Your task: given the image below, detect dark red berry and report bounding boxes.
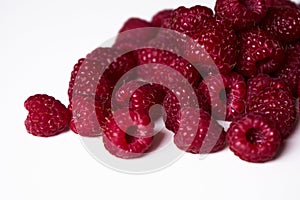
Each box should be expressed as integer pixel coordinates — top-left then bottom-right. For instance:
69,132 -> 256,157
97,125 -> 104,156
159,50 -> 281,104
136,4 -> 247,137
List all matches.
236,29 -> 285,77
174,107 -> 226,154
266,0 -> 298,9
260,7 -> 300,43
102,109 -> 154,159
68,58 -> 85,101
246,75 -> 297,139
273,41 -> 300,97
163,85 -> 211,132
186,19 -> 237,74
151,9 -> 173,27
198,72 -> 247,121
69,96 -> 110,137
227,113 -> 281,163
24,94 -> 71,137
215,0 -> 267,31
170,5 -> 213,36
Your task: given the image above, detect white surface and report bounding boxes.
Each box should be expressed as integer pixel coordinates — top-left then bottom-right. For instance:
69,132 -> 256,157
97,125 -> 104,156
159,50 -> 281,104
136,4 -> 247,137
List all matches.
1,0 -> 300,200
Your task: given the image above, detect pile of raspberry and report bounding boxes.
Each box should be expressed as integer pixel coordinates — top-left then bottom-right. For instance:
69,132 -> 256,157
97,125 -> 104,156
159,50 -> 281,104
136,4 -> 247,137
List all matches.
24,0 -> 300,163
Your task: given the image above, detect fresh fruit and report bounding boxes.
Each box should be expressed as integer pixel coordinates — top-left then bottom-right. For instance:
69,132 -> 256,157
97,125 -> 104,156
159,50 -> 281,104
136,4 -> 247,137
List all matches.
260,6 -> 300,43
273,41 -> 300,97
266,0 -> 298,9
236,29 -> 285,77
174,107 -> 226,154
170,5 -> 213,36
69,96 -> 110,137
24,94 -> 71,137
151,9 -> 173,27
227,113 -> 281,163
186,19 -> 238,74
198,72 -> 247,121
215,0 -> 267,31
163,84 -> 210,132
102,109 -> 154,159
246,75 -> 297,139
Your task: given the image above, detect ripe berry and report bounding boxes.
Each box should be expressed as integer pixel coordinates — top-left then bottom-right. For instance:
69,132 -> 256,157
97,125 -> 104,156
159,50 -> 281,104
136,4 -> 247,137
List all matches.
266,0 -> 298,9
151,9 -> 173,27
260,6 -> 300,43
170,5 -> 213,36
215,0 -> 267,31
102,109 -> 154,159
236,29 -> 285,77
174,107 -> 226,154
273,41 -> 300,97
198,72 -> 247,121
227,113 -> 281,163
186,19 -> 238,74
24,94 -> 71,137
246,75 -> 296,139
69,96 -> 110,137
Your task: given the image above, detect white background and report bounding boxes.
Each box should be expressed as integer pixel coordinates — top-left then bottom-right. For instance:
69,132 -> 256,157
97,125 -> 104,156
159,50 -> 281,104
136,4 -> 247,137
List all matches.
1,0 -> 300,199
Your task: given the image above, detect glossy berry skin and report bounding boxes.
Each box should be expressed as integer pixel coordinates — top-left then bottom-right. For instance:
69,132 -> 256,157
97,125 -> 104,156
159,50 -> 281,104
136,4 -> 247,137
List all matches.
102,109 -> 154,159
236,29 -> 285,77
68,58 -> 85,101
273,42 -> 300,97
151,9 -> 173,27
163,85 -> 211,133
215,0 -> 267,31
266,0 -> 298,8
174,107 -> 226,154
260,7 -> 300,44
24,94 -> 71,137
170,5 -> 213,36
187,19 -> 238,74
227,113 -> 281,163
198,72 -> 247,121
69,96 -> 110,137
246,74 -> 296,139
136,48 -> 201,87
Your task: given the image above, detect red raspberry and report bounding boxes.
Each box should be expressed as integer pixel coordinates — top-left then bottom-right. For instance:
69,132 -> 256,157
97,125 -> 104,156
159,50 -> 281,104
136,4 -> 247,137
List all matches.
246,75 -> 297,139
163,85 -> 211,133
170,5 -> 213,36
198,72 -> 247,121
136,48 -> 201,87
114,80 -> 166,118
24,94 -> 71,137
273,42 -> 300,97
113,18 -> 155,50
266,0 -> 298,9
227,113 -> 281,163
215,0 -> 267,31
69,96 -> 110,137
102,109 -> 154,159
236,29 -> 285,77
174,107 -> 226,154
260,6 -> 300,43
68,58 -> 84,101
186,19 -> 238,74
151,9 -> 173,27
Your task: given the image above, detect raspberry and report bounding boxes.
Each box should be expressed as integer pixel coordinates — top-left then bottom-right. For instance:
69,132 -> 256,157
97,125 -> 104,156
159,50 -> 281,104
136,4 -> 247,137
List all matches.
114,80 -> 166,117
198,72 -> 247,121
273,42 -> 300,97
266,0 -> 298,9
170,5 -> 213,36
163,85 -> 211,132
113,18 -> 155,50
174,107 -> 226,154
246,75 -> 297,139
102,109 -> 154,159
215,0 -> 267,31
24,94 -> 71,137
136,48 -> 201,87
236,29 -> 285,77
69,48 -> 136,101
151,9 -> 173,27
227,113 -> 281,163
260,7 -> 300,43
186,19 -> 238,74
69,96 -> 110,137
